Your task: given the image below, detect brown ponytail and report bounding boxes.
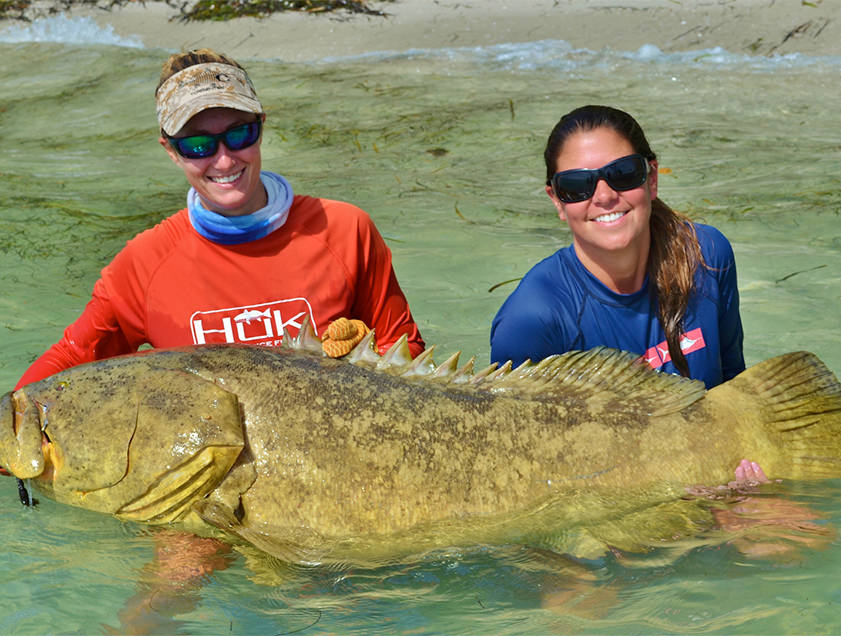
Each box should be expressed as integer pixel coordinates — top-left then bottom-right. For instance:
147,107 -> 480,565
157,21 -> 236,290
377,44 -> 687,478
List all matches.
647,198 -> 703,376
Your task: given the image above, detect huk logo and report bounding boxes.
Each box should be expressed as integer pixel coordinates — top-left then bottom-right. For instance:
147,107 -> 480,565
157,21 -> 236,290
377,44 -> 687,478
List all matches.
189,298 -> 315,347
644,327 -> 706,369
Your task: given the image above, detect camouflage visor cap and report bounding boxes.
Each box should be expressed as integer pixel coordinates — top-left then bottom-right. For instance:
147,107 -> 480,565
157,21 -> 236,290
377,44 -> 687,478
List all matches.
156,62 -> 264,136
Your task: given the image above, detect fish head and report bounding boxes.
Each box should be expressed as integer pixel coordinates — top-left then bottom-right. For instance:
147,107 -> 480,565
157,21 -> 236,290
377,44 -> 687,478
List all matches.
1,358 -> 245,523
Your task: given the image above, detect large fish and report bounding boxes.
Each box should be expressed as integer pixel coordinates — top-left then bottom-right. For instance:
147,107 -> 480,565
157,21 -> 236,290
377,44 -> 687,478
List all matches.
3,326 -> 841,565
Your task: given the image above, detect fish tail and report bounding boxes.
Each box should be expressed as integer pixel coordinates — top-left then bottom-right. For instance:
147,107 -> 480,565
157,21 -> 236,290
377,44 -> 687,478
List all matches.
724,351 -> 841,479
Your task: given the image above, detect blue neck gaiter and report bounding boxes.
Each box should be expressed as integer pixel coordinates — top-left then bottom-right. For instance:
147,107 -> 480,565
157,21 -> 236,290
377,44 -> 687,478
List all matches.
187,171 -> 293,245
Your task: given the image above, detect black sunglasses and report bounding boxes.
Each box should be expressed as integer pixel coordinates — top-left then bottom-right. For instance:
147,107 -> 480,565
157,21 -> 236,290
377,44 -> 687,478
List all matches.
551,153 -> 649,203
167,119 -> 262,160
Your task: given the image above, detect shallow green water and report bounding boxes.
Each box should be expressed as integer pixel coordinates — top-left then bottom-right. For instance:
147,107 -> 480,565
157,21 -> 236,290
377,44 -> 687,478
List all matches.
1,22 -> 841,634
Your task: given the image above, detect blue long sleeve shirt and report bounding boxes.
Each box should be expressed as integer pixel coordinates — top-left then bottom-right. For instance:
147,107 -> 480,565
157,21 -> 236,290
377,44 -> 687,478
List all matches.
489,223 -> 744,389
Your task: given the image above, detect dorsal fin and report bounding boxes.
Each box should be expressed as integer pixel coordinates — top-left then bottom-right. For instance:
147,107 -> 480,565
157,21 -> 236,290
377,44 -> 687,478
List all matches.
485,360 -> 513,382
377,334 -> 413,372
345,329 -> 380,364
279,324 -> 294,351
294,315 -> 323,353
337,340 -> 703,417
470,362 -> 499,384
485,348 -> 705,417
450,357 -> 475,384
431,352 -> 461,380
400,346 -> 437,378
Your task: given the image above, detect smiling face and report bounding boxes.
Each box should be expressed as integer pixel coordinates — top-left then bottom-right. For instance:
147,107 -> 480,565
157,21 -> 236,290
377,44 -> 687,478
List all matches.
546,126 -> 658,292
160,107 -> 267,217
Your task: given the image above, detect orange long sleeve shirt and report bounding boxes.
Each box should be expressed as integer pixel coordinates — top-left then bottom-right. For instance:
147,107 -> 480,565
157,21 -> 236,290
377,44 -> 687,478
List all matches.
17,195 -> 424,388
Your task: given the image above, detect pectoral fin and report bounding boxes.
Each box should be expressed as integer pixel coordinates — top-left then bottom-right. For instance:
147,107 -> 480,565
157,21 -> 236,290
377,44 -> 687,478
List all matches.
74,368 -> 245,519
543,497 -> 715,561
116,446 -> 239,522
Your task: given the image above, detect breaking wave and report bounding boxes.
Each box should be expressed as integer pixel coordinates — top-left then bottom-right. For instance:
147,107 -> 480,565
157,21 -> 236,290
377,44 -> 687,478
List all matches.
2,14 -> 840,72
0,14 -> 143,48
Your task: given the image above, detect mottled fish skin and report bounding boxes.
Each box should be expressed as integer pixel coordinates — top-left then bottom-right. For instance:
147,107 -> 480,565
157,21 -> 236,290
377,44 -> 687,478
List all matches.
3,328 -> 841,565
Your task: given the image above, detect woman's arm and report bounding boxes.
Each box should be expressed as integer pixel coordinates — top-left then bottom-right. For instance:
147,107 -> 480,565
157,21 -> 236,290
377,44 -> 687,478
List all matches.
716,244 -> 745,381
350,215 -> 425,358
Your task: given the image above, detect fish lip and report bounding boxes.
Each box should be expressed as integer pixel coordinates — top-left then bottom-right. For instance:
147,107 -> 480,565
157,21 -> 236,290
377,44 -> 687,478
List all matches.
0,391 -> 13,475
0,389 -> 48,480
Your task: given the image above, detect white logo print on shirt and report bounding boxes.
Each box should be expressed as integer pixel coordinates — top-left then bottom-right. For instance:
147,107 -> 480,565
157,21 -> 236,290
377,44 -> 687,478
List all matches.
189,298 -> 315,347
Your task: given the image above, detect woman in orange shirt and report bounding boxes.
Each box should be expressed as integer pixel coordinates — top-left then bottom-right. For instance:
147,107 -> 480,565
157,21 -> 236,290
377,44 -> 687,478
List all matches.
17,48 -> 424,389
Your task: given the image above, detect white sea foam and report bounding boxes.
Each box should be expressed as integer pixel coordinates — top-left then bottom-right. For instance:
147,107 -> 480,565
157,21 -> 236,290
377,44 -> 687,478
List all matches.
2,15 -> 838,72
320,38 -> 841,72
0,15 -> 143,48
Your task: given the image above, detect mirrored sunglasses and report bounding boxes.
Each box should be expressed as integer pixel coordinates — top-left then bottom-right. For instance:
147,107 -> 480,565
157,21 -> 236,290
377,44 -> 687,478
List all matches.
167,119 -> 262,160
551,153 -> 649,203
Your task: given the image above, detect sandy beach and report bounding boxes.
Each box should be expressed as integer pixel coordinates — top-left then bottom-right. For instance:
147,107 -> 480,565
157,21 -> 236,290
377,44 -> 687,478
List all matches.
11,0 -> 840,61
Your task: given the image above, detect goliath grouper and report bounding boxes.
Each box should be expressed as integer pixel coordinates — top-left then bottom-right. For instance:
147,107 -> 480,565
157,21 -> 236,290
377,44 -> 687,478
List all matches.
3,324 -> 841,565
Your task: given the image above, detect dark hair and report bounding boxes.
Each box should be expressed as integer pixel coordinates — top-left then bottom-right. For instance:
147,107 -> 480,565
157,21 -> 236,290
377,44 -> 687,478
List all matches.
544,105 -> 704,377
155,48 -> 246,95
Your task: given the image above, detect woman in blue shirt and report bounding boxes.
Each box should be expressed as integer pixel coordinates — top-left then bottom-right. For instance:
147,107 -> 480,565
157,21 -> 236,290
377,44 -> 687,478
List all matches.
490,105 -> 744,389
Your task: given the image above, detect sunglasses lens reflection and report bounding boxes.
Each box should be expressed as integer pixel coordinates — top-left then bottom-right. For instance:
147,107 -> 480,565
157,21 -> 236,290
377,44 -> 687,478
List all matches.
171,120 -> 262,159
